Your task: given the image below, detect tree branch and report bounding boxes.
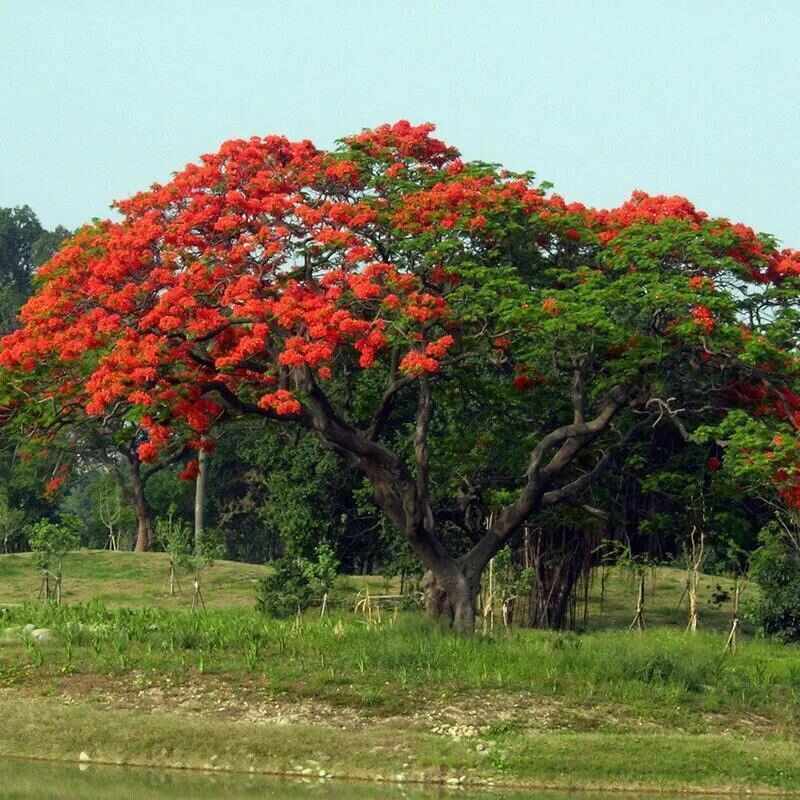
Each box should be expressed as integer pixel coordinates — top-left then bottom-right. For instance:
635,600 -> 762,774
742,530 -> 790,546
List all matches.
413,378 -> 434,533
366,373 -> 415,440
462,385 -> 633,577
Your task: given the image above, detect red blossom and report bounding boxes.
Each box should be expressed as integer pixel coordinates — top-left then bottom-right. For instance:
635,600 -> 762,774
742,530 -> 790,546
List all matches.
258,389 -> 302,416
513,375 -> 534,392
541,297 -> 560,316
179,459 -> 200,481
691,305 -> 715,334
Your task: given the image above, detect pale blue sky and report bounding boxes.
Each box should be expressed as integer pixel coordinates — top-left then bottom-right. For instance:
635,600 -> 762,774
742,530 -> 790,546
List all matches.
1,1 -> 798,245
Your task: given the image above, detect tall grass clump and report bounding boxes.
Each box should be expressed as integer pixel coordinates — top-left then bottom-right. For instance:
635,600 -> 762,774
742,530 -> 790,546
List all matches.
2,602 -> 799,723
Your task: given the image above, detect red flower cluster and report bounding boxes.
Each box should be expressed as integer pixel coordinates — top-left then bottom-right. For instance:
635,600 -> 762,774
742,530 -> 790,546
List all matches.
44,465 -> 69,496
541,298 -> 560,316
258,389 -> 302,416
691,305 -> 715,334
179,459 -> 200,481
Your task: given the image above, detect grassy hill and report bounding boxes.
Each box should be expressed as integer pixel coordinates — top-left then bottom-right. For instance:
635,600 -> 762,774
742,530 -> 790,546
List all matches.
0,549 -> 270,609
0,549 -> 741,632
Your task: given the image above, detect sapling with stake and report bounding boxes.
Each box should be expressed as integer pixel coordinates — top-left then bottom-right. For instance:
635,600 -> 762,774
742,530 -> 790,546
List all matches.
154,505 -> 191,596
96,480 -> 123,551
724,576 -> 748,655
615,545 -> 650,632
28,518 -> 80,604
189,528 -> 224,612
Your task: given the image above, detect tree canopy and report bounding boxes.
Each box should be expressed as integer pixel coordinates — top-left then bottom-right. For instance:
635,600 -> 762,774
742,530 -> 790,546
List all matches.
2,121 -> 799,630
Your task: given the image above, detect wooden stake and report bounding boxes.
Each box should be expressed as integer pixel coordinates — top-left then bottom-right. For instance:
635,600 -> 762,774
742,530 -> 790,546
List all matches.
191,576 -> 206,612
629,573 -> 646,632
724,578 -> 745,655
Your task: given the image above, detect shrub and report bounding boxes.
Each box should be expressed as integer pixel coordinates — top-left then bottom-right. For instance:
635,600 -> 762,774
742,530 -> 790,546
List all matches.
256,543 -> 340,618
749,522 -> 800,642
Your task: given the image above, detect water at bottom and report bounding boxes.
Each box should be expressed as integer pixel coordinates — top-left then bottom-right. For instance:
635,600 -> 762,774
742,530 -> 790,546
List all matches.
0,759 -> 520,799
0,758 -> 704,800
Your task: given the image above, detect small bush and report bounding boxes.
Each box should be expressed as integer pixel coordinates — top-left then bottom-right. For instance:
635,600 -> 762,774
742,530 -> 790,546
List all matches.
256,557 -> 315,618
256,543 -> 339,618
749,523 -> 800,642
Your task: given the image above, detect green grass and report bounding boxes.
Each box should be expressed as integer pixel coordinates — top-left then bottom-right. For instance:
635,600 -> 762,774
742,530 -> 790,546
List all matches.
2,604 -> 798,727
0,550 -> 271,608
0,549 -> 796,793
0,549 -> 741,630
0,550 -> 401,610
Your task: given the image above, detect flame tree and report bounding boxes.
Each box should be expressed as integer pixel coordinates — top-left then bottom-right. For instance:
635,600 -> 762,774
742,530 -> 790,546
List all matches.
2,121 -> 799,631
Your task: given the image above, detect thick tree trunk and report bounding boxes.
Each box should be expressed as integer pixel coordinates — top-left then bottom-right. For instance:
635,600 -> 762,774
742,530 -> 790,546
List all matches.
130,460 -> 153,552
421,567 -> 478,633
452,589 -> 476,634
294,366 -> 633,636
422,570 -> 449,618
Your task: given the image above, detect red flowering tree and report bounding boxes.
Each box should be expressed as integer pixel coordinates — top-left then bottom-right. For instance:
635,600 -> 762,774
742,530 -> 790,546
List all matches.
0,389 -> 198,551
2,121 -> 799,631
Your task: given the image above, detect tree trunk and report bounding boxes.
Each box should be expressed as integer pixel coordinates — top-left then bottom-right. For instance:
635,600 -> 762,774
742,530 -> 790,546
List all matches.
526,527 -> 593,630
130,460 -> 153,552
421,567 -> 477,633
194,448 -> 207,552
528,567 -> 578,629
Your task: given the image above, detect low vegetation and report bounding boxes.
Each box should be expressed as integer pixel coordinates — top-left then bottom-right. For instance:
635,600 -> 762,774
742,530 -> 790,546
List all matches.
1,551 -> 799,793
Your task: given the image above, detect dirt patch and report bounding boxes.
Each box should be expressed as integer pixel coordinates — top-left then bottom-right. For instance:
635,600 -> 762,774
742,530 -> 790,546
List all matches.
34,672 -> 368,730
1,673 -> 789,741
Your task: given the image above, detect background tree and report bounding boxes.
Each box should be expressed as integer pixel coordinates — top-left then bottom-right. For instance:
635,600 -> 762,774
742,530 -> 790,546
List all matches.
0,206 -> 68,333
749,515 -> 800,642
0,487 -> 26,553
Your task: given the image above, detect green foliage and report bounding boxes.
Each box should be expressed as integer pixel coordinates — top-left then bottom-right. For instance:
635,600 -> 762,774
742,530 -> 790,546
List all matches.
28,518 -> 80,571
59,472 -> 135,549
0,206 -> 68,332
749,520 -> 800,642
27,517 -> 80,601
211,420 -> 364,565
492,546 -> 534,599
189,526 -> 225,572
0,488 -> 26,553
154,505 -> 192,571
255,558 -> 314,618
256,543 -> 340,618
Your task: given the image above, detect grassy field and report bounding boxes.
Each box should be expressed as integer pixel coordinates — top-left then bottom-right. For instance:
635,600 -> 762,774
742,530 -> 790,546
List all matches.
0,550 -> 798,794
0,548 -> 742,628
